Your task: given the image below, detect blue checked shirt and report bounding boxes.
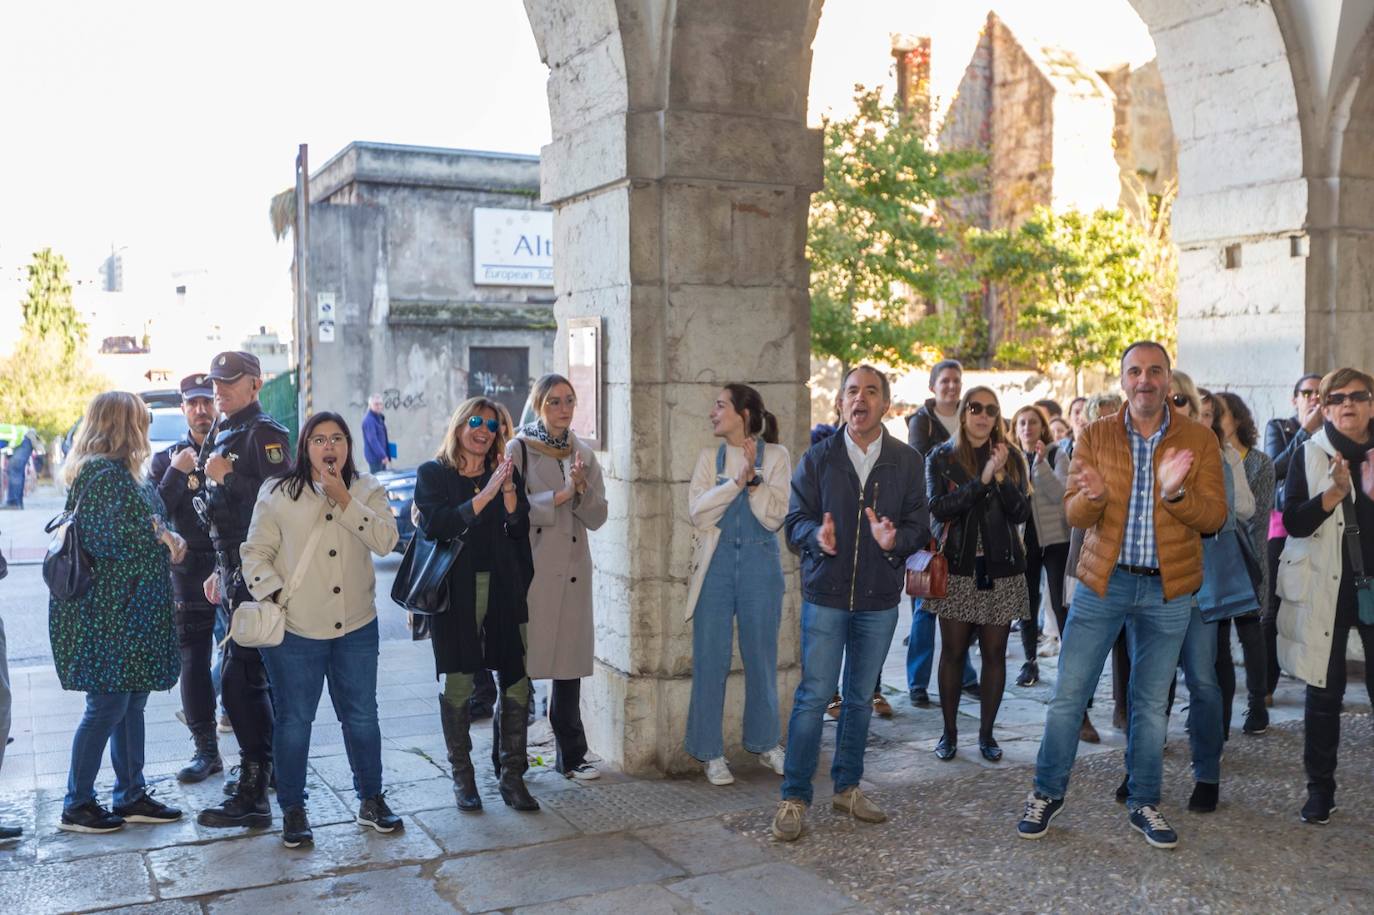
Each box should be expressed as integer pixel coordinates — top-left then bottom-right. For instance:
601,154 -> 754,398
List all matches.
1120,409 -> 1171,568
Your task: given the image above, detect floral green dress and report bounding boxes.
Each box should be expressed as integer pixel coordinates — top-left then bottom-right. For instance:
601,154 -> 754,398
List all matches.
48,457 -> 179,694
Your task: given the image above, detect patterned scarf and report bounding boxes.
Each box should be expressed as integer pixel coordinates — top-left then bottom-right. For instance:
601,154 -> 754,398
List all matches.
517,420 -> 573,460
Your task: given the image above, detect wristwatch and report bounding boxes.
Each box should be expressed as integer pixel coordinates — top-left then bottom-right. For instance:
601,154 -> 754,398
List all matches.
745,474 -> 762,489
1163,486 -> 1186,504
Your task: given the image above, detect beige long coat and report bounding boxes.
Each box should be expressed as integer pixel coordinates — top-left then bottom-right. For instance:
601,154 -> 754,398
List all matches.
506,432 -> 607,679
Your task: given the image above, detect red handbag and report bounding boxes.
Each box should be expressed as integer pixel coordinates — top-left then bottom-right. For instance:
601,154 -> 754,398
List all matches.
905,537 -> 948,599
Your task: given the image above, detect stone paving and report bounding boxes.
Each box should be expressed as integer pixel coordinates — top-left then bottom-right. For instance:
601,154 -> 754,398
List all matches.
1,602 -> 1369,913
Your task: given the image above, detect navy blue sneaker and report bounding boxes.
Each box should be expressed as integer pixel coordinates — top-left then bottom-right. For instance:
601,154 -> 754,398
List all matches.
1017,791 -> 1064,839
1129,805 -> 1179,849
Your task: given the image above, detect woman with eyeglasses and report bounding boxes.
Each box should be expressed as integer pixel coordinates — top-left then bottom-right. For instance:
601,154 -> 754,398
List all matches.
1263,373 -> 1324,704
240,412 -> 401,848
507,374 -> 608,782
1207,391 -> 1275,736
1278,368 -> 1374,824
925,387 -> 1031,762
415,397 -> 540,813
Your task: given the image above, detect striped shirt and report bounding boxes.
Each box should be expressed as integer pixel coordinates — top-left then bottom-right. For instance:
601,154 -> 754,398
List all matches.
1120,408 -> 1171,568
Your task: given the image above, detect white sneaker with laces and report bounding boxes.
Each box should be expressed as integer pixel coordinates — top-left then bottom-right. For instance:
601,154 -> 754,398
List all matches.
565,763 -> 600,781
704,757 -> 734,786
758,745 -> 786,775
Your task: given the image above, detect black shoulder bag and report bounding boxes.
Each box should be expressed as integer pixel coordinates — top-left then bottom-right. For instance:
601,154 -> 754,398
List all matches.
43,465 -> 116,600
391,509 -> 464,616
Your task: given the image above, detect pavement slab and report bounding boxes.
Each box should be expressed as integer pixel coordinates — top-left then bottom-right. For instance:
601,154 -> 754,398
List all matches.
413,802 -> 581,856
632,815 -> 777,876
664,861 -> 861,914
0,851 -> 155,914
205,863 -> 455,915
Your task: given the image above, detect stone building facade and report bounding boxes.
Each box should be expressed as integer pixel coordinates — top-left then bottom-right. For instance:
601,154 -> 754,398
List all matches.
304,142 -> 556,468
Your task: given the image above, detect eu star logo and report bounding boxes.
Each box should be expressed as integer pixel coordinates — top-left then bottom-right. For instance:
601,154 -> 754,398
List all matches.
265,443 -> 285,464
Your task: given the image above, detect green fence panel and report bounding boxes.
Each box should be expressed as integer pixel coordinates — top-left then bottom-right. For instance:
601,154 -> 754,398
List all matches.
260,370 -> 299,450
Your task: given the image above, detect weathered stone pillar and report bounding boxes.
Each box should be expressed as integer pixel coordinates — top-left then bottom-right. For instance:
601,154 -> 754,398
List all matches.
525,0 -> 824,773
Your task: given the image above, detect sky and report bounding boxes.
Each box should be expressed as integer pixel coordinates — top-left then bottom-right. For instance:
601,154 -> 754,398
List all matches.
0,0 -> 1153,362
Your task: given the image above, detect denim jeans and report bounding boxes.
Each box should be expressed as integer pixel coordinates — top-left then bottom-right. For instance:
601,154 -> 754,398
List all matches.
260,618 -> 382,811
685,495 -> 784,760
1034,567 -> 1191,809
64,691 -> 149,810
1177,603 -> 1223,784
782,602 -> 898,805
905,598 -> 977,691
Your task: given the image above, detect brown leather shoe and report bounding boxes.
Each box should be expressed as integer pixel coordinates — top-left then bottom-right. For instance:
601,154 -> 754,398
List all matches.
871,693 -> 894,718
1079,713 -> 1101,744
826,694 -> 842,719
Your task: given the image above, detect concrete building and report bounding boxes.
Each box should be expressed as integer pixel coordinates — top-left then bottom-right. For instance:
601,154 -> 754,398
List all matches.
303,142 -> 555,469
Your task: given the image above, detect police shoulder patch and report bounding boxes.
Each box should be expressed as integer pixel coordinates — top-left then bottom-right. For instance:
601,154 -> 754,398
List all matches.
265,443 -> 285,464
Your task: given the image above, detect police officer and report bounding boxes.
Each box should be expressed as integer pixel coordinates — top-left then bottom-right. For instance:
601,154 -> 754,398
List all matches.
148,373 -> 223,783
195,352 -> 291,830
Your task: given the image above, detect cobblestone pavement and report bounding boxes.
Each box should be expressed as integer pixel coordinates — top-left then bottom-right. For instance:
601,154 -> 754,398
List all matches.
0,603 -> 1368,913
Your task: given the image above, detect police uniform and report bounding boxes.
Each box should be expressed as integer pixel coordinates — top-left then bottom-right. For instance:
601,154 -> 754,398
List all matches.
200,351 -> 288,787
148,373 -> 223,779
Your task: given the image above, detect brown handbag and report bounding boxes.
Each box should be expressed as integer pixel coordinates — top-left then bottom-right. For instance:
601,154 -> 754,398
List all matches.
905,536 -> 949,599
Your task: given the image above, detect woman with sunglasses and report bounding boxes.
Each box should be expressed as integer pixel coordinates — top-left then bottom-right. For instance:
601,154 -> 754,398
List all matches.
925,387 -> 1031,761
508,374 -> 608,781
241,412 -> 401,847
415,397 -> 540,813
1208,391 -> 1275,736
1278,368 -> 1374,824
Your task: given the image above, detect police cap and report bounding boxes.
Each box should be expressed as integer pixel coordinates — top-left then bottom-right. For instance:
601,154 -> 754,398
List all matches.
207,351 -> 262,382
180,373 -> 214,401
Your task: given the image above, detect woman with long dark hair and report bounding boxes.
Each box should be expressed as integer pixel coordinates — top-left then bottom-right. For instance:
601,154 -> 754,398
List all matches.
685,383 -> 791,784
925,387 -> 1031,762
416,397 -> 539,813
241,411 -> 401,847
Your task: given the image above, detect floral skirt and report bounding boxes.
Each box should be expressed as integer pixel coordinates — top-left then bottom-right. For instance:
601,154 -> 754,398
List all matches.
927,571 -> 1029,626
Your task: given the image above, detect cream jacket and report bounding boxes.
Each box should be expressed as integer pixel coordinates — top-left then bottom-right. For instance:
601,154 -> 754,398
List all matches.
685,441 -> 791,619
240,473 -> 399,640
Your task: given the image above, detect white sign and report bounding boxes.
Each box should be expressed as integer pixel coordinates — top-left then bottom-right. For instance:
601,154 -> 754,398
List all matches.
317,292 -> 336,343
473,207 -> 553,287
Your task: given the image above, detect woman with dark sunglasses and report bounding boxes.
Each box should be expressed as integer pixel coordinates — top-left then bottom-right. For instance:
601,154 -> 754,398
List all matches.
415,396 -> 540,814
925,387 -> 1031,762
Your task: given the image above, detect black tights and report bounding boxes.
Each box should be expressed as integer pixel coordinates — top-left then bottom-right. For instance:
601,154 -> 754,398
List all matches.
938,617 -> 1009,742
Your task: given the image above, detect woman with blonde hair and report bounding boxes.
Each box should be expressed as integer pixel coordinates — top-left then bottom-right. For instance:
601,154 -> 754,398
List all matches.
415,396 -> 539,813
51,392 -> 186,833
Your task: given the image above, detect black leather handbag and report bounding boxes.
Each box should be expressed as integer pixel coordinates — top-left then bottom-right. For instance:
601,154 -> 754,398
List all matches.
391,527 -> 463,616
42,466 -> 114,601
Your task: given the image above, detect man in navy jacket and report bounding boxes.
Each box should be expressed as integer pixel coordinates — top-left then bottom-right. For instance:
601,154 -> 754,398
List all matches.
772,365 -> 929,842
362,394 -> 391,473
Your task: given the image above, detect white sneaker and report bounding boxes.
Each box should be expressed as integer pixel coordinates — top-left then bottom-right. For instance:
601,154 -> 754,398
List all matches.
758,745 -> 786,775
565,763 -> 600,781
705,757 -> 734,786
217,713 -> 233,734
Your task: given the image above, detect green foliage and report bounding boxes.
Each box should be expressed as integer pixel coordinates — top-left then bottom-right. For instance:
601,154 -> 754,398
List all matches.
968,206 -> 1174,377
2,249 -> 106,440
21,247 -> 87,360
808,88 -> 985,372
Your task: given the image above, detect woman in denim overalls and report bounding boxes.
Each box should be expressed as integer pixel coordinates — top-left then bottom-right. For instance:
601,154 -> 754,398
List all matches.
685,384 -> 792,785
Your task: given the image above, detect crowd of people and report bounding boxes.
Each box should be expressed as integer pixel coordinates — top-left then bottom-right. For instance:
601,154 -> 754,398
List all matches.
0,339 -> 1369,856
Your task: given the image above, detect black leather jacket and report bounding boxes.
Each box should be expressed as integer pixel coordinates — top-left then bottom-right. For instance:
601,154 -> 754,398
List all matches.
926,441 -> 1031,578
148,430 -> 216,603
201,402 -> 290,554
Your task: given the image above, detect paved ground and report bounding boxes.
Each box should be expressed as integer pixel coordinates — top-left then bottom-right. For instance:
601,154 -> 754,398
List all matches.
2,484 -> 1371,912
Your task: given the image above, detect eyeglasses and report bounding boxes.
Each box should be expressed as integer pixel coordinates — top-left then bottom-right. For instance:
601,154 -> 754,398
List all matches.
467,415 -> 501,432
1297,389 -> 1320,400
308,434 -> 347,447
1325,390 -> 1373,406
966,401 -> 999,418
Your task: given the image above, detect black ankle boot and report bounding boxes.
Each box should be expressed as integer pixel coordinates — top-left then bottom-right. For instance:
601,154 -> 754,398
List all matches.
439,696 -> 482,812
199,760 -> 272,828
223,761 -> 275,797
1188,781 -> 1219,813
177,726 -> 223,784
496,696 -> 539,812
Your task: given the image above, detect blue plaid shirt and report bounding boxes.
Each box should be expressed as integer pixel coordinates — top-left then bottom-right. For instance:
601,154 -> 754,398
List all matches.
1120,408 -> 1171,568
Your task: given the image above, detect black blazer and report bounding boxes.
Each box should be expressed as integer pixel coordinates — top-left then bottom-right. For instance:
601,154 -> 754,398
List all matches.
414,459 -> 533,682
927,442 -> 1031,578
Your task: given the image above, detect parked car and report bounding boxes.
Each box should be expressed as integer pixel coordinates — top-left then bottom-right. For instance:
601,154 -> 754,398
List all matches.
375,467 -> 416,552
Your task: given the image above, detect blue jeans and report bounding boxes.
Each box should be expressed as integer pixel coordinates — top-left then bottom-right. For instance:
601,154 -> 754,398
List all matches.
260,619 -> 382,811
1034,568 -> 1191,809
684,536 -> 784,760
782,602 -> 898,804
1177,603 -> 1223,784
64,691 -> 149,810
905,598 -> 976,691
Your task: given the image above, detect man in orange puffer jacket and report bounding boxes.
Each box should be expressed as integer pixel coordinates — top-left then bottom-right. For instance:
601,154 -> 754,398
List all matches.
1017,341 -> 1226,850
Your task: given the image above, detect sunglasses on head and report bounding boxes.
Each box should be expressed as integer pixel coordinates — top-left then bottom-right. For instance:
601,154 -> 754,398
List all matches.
467,415 -> 501,432
1325,390 -> 1373,406
966,401 -> 999,418
1170,393 -> 1190,408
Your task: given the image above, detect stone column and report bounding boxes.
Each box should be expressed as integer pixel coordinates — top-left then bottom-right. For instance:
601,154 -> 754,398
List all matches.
525,0 -> 823,773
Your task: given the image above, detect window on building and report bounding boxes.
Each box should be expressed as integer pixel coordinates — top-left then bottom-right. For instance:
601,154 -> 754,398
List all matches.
468,347 -> 530,423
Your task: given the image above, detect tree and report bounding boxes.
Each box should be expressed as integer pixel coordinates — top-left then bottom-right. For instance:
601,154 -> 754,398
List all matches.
968,205 -> 1174,390
22,247 -> 87,360
808,88 -> 985,374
